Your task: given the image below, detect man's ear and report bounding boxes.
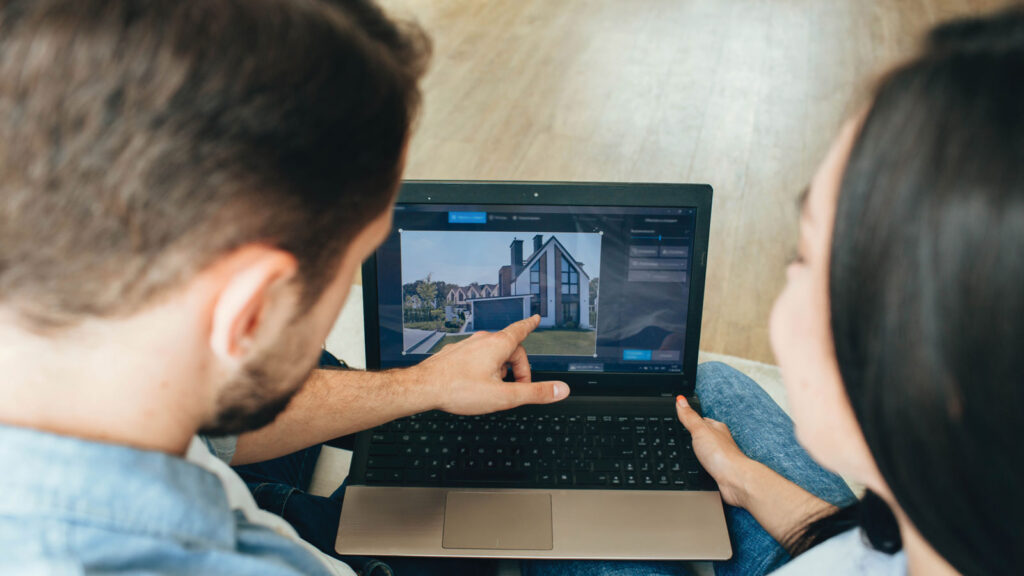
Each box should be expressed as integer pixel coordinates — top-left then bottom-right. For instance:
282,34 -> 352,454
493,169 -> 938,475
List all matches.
208,247 -> 299,362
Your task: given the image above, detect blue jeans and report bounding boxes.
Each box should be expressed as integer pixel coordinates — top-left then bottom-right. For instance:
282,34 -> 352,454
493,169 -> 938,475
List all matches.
520,362 -> 857,576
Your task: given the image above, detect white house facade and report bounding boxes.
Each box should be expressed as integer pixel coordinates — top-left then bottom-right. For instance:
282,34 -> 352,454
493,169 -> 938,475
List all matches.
508,235 -> 591,329
461,234 -> 593,332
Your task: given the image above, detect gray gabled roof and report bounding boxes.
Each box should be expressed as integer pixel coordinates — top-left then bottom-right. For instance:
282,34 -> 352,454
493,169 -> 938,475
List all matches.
515,236 -> 591,283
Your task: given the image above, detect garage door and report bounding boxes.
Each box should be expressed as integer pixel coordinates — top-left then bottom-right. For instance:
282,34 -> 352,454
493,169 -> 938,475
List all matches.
473,299 -> 526,331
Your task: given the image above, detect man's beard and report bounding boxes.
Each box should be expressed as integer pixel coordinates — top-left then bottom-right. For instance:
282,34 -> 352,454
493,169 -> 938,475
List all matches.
198,343 -> 319,437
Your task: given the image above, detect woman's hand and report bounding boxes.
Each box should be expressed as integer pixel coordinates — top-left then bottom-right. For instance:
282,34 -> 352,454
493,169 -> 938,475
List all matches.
676,395 -> 755,507
676,395 -> 838,547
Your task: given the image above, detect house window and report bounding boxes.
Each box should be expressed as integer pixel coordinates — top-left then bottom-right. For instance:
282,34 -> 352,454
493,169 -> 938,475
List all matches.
560,257 -> 579,295
530,261 -> 541,316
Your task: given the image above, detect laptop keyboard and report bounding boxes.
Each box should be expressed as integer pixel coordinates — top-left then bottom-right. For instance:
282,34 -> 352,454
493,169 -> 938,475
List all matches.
361,411 -> 715,490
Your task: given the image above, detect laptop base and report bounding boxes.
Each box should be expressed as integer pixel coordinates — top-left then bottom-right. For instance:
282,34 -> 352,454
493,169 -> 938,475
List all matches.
337,486 -> 731,560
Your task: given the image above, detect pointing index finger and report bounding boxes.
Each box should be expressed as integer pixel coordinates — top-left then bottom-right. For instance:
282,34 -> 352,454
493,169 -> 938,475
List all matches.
499,314 -> 541,347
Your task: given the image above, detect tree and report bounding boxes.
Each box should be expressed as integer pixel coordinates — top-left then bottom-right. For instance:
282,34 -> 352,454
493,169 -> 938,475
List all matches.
433,280 -> 447,308
416,274 -> 438,310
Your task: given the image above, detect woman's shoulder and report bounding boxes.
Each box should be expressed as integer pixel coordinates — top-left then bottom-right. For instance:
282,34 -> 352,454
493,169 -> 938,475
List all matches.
771,528 -> 906,576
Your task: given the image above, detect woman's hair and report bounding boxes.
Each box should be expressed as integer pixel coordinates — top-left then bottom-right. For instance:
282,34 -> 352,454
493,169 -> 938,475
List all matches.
789,6 -> 1024,573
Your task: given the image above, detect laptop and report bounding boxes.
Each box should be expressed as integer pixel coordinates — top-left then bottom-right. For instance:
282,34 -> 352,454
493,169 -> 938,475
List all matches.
336,181 -> 731,561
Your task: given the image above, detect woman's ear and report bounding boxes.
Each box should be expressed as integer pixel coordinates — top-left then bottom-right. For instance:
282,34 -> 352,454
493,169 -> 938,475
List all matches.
207,247 -> 299,364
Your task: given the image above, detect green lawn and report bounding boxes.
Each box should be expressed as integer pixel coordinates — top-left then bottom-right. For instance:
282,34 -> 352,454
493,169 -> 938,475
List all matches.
428,329 -> 596,356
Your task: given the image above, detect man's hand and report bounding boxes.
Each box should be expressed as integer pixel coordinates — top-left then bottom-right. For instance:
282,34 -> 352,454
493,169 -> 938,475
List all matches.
234,316 -> 567,464
412,315 -> 570,415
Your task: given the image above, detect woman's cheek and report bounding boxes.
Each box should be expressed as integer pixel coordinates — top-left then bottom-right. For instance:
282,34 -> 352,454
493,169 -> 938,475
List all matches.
769,274 -> 803,377
769,273 -> 819,445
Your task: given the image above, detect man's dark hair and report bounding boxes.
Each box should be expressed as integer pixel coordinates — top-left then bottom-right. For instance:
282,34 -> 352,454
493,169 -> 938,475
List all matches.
0,0 -> 429,329
787,5 -> 1024,573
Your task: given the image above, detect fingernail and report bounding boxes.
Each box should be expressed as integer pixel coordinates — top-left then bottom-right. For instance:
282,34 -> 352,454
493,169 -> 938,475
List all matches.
553,382 -> 568,398
676,395 -> 687,407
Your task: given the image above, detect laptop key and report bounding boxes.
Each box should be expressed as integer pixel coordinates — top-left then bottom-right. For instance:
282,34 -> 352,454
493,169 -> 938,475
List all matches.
575,471 -> 608,486
366,456 -> 404,469
447,469 -> 531,484
365,470 -> 403,483
369,444 -> 398,456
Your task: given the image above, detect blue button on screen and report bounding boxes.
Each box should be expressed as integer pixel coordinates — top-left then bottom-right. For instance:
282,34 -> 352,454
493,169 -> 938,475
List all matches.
448,211 -> 487,224
622,349 -> 652,361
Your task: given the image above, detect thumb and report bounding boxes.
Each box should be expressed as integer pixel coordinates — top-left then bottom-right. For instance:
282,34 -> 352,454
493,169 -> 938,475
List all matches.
676,395 -> 705,432
514,380 -> 571,406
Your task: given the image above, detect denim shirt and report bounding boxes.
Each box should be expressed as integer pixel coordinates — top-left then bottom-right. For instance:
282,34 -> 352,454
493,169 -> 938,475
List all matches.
0,423 -> 337,575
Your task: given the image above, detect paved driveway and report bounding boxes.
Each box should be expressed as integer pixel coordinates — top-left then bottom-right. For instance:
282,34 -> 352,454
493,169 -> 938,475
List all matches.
403,328 -> 445,354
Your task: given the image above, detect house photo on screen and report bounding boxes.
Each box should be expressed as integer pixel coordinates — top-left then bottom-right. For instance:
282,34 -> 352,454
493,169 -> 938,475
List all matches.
399,230 -> 601,356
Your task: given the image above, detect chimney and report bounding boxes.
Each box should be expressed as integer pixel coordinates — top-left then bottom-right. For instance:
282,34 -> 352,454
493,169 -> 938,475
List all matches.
510,238 -> 524,277
499,266 -> 512,296
533,234 -> 543,255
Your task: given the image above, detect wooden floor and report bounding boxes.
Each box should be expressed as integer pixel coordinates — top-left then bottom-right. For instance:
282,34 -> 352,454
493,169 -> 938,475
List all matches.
377,0 -> 1008,363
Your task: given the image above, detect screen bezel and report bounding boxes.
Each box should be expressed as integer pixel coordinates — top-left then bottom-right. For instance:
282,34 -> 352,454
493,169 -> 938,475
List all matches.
362,180 -> 713,397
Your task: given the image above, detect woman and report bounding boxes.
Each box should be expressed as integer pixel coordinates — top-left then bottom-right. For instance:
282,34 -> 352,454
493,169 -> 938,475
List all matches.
526,5 -> 1024,576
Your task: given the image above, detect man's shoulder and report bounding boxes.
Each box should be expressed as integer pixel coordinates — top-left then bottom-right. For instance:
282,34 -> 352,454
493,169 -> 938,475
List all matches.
0,520 -> 332,575
0,425 -> 331,575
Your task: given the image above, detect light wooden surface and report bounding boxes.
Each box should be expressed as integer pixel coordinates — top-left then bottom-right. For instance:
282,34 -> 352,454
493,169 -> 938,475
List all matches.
376,0 -> 1008,363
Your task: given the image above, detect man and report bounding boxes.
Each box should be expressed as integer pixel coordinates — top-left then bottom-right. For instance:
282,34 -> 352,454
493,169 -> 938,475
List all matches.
0,1 -> 568,574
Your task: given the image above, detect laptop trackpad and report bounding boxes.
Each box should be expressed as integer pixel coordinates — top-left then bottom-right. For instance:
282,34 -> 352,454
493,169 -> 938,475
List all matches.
442,492 -> 553,550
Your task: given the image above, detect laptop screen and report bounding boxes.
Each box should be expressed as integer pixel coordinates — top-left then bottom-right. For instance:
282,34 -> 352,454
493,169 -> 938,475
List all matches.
372,202 -> 698,375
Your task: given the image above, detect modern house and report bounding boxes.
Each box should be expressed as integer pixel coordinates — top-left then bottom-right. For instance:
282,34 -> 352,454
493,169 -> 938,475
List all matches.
468,235 -> 592,331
